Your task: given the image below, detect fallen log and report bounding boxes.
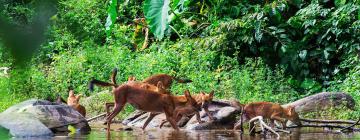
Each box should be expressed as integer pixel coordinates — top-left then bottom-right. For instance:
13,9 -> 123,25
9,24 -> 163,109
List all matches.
287,123 -> 360,131
300,118 -> 360,125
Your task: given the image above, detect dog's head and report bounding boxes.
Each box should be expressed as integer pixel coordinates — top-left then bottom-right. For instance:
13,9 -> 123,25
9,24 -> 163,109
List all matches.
67,90 -> 82,106
128,76 -> 136,82
184,90 -> 202,111
199,90 -> 214,109
156,81 -> 171,94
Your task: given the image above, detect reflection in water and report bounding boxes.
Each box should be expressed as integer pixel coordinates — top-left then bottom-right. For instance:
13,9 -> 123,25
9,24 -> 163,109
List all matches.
55,125 -> 360,140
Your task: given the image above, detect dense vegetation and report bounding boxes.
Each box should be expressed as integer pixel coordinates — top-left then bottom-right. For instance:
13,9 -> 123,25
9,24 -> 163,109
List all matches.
0,0 -> 359,119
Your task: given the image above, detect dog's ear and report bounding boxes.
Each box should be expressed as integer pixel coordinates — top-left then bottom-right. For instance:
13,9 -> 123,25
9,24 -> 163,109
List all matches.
209,90 -> 214,97
157,81 -> 165,89
76,94 -> 82,101
287,106 -> 296,116
69,90 -> 75,97
184,90 -> 192,100
128,76 -> 136,81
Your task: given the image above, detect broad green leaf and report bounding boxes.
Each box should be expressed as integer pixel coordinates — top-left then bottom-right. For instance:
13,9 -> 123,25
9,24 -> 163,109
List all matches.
105,0 -> 118,37
299,50 -> 307,60
335,0 -> 346,7
68,125 -> 76,135
255,21 -> 263,42
144,0 -> 170,40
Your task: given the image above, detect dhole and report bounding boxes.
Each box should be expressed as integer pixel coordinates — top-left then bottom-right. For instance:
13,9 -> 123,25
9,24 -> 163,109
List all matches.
159,90 -> 204,128
67,90 -> 86,117
233,101 -> 301,133
89,79 -> 202,131
129,73 -> 192,89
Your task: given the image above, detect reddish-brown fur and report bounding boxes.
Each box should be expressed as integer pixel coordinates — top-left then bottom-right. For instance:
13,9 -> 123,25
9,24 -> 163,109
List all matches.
233,102 -> 301,133
67,90 -> 86,117
159,90 -> 204,128
91,81 -> 203,132
141,74 -> 192,89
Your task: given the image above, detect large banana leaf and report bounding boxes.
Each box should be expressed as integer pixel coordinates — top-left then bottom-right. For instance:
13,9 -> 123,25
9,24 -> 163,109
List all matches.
105,0 -> 118,37
144,0 -> 170,40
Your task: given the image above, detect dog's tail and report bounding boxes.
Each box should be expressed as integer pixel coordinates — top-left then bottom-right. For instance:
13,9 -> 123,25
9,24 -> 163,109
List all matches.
172,76 -> 192,83
89,78 -> 118,92
110,68 -> 118,85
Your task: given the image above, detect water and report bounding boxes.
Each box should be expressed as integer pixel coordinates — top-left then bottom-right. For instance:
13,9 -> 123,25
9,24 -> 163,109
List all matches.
54,123 -> 360,140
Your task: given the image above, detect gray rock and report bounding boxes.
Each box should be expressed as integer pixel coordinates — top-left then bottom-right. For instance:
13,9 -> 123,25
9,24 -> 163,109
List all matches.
0,99 -> 91,137
185,106 -> 240,130
282,92 -> 355,113
0,113 -> 53,137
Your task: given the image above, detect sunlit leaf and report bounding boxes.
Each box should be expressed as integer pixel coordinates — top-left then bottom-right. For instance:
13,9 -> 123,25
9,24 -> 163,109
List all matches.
144,0 -> 170,40
105,0 -> 118,37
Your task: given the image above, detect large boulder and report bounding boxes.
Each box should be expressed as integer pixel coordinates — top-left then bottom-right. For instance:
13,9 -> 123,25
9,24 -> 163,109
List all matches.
0,99 -> 91,137
282,92 -> 355,113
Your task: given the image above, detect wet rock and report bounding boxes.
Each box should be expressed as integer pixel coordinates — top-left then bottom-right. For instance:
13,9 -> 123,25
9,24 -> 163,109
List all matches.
185,106 -> 240,130
0,99 -> 91,137
126,112 -> 166,128
0,113 -> 53,137
122,110 -> 147,125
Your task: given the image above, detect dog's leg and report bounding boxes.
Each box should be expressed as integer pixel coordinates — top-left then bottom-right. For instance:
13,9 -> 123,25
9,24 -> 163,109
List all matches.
204,106 -> 214,120
142,113 -> 157,130
106,99 -> 125,133
103,102 -> 115,125
164,109 -> 179,130
195,112 -> 204,123
105,102 -> 115,117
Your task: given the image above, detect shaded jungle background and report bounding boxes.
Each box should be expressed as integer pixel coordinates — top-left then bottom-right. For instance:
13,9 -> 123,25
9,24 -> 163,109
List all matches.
0,0 -> 359,119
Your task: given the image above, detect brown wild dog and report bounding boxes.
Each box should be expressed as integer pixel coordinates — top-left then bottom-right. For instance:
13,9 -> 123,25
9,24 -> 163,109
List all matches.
140,90 -> 215,129
159,90 -> 204,128
233,101 -> 301,134
89,78 -> 207,130
128,73 -> 192,89
67,90 -> 86,117
89,69 -> 214,128
89,80 -> 201,131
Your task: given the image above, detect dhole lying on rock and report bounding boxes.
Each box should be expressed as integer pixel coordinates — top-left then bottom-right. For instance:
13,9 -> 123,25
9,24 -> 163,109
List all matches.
233,101 -> 301,134
67,90 -> 86,117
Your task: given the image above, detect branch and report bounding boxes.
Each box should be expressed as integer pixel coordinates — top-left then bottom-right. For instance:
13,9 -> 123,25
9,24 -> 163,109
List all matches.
249,116 -> 280,139
338,118 -> 360,132
87,113 -> 107,122
287,123 -> 360,131
300,118 -> 360,125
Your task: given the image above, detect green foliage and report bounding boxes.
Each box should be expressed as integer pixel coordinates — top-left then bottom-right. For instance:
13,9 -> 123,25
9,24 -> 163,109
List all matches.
1,0 -> 360,121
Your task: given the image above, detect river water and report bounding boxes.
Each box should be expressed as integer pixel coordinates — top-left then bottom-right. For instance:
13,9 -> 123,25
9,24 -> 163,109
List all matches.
52,123 -> 360,140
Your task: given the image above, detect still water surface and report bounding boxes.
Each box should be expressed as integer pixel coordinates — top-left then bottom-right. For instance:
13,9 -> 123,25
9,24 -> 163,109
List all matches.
55,124 -> 360,140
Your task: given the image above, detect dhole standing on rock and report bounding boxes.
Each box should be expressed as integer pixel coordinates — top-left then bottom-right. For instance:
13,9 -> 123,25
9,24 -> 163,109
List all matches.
233,101 -> 301,134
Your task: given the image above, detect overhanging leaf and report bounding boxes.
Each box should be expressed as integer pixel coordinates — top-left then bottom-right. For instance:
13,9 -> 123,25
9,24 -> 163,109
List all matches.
105,0 -> 118,37
144,0 -> 170,40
